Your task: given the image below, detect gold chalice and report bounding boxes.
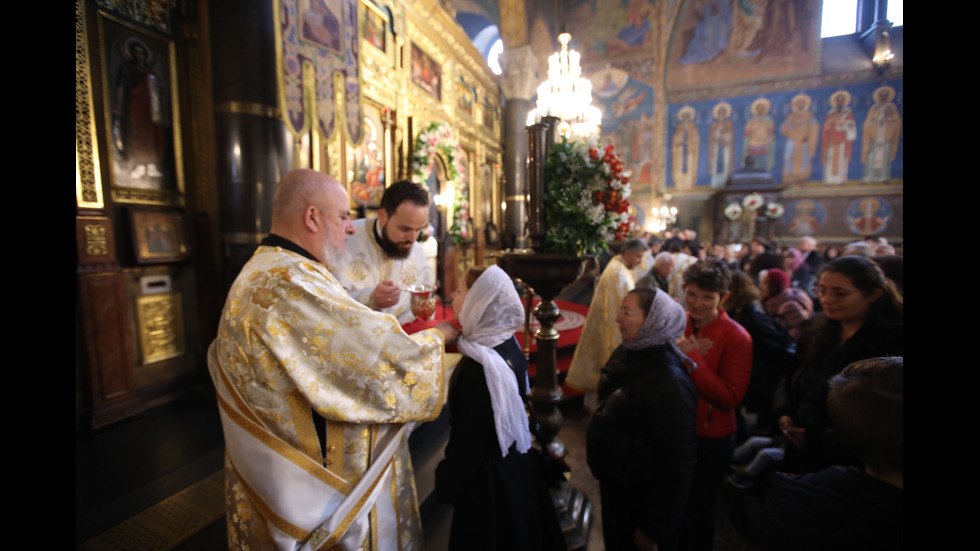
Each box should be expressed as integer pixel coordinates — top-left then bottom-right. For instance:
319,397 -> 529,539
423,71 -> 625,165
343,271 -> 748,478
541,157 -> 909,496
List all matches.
404,284 -> 438,321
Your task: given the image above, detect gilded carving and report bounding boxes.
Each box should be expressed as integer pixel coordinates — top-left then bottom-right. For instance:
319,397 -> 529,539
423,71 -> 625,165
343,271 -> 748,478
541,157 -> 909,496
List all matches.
95,0 -> 176,33
85,224 -> 110,257
136,292 -> 185,364
77,0 -> 104,209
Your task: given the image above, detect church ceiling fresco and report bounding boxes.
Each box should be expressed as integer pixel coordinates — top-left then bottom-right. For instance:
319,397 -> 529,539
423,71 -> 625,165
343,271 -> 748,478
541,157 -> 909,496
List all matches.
667,0 -> 822,90
590,68 -> 657,189
566,0 -> 663,63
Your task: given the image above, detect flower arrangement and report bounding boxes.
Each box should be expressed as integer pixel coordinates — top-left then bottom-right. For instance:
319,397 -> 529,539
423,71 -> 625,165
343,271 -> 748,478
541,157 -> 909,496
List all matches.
450,190 -> 471,244
543,136 -> 634,256
765,202 -> 785,219
412,122 -> 470,244
723,202 -> 743,221
742,192 -> 764,211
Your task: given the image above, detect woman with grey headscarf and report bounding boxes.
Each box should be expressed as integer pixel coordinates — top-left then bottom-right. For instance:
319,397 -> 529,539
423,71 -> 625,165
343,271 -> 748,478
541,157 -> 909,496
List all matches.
586,286 -> 698,551
434,265 -> 566,551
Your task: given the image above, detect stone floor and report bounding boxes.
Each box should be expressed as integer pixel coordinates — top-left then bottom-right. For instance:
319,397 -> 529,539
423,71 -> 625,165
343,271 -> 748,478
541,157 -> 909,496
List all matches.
557,399 -> 761,551
76,388 -> 761,551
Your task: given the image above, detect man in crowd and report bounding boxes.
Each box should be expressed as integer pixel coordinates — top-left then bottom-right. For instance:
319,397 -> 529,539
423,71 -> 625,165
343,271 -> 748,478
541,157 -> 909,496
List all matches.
797,235 -> 824,273
796,235 -> 823,305
632,234 -> 664,282
636,250 -> 675,293
208,169 -> 459,549
668,239 -> 698,305
336,179 -> 433,323
565,238 -> 648,411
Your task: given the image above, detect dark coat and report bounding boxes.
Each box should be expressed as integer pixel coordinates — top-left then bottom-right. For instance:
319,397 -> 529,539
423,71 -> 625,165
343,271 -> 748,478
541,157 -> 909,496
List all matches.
731,302 -> 796,428
587,344 -> 698,548
777,319 -> 903,473
434,337 -> 566,551
763,466 -> 903,551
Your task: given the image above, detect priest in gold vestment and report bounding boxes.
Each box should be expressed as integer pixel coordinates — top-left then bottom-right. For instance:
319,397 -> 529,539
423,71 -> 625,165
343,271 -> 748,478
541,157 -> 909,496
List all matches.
208,169 -> 459,550
564,239 -> 647,409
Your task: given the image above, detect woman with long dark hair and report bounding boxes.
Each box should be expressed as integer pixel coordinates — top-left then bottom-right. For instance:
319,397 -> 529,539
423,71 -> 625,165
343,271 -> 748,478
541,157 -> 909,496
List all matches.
776,256 -> 903,474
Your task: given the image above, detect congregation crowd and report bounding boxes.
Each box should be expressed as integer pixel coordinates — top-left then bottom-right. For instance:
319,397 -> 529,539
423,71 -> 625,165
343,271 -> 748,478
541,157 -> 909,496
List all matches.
207,168 -> 902,551
566,229 -> 903,551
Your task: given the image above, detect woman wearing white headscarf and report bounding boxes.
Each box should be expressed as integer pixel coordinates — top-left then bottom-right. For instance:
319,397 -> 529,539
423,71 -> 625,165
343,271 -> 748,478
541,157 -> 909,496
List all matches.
434,265 -> 566,551
587,286 -> 698,551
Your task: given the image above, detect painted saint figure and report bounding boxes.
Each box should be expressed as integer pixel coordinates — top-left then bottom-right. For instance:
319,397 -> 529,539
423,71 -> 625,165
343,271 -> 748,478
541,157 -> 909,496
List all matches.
821,90 -> 856,185
743,98 -> 775,172
728,0 -> 767,57
786,199 -> 821,236
679,0 -> 733,65
672,106 -> 700,190
300,0 -> 342,52
113,38 -> 169,181
780,94 -> 819,182
847,197 -> 891,235
607,0 -> 659,56
861,86 -> 902,183
708,102 -> 734,188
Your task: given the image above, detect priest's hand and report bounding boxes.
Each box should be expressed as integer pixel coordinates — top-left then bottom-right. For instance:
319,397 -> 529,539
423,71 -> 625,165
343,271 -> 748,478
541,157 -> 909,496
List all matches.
434,321 -> 459,346
373,280 -> 401,309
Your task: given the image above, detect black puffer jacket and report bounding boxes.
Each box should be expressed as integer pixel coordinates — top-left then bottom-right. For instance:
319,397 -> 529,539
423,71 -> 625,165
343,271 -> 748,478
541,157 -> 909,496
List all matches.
586,343 -> 698,544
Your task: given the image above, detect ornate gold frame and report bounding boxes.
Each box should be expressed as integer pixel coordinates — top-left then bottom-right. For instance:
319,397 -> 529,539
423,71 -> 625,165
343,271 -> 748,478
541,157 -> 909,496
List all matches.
129,207 -> 188,263
97,9 -> 184,206
345,98 -> 394,211
361,0 -> 389,54
136,292 -> 185,364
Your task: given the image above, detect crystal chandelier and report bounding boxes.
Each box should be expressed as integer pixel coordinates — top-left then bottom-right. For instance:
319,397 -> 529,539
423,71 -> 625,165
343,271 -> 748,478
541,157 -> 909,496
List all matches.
527,33 -> 602,139
647,194 -> 678,233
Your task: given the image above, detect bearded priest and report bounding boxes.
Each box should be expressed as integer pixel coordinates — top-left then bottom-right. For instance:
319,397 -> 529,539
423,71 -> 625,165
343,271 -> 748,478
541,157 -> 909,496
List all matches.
336,180 -> 434,323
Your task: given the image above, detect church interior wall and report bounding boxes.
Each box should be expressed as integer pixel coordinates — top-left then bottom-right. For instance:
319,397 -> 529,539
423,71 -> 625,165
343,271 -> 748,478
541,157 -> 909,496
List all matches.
535,0 -> 903,248
76,0 -> 504,429
76,0 -> 903,429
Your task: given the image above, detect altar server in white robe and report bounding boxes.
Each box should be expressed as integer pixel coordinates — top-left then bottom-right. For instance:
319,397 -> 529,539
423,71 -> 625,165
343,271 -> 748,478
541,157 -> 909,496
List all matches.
208,169 -> 459,550
336,180 -> 433,324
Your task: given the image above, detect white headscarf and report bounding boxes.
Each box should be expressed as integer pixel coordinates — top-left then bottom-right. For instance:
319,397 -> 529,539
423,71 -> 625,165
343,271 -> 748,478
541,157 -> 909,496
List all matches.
455,265 -> 533,457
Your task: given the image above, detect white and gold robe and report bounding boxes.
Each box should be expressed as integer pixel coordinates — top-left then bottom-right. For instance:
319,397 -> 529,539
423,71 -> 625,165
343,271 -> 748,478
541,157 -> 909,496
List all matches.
209,245 -> 448,550
564,255 -> 636,393
336,218 -> 432,324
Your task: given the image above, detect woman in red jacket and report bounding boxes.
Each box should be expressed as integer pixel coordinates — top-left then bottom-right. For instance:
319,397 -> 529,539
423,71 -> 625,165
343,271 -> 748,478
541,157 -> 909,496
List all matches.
677,259 -> 753,551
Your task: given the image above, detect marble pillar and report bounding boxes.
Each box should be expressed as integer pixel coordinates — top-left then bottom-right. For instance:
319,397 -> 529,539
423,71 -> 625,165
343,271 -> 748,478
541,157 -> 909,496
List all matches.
210,0 -> 295,289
